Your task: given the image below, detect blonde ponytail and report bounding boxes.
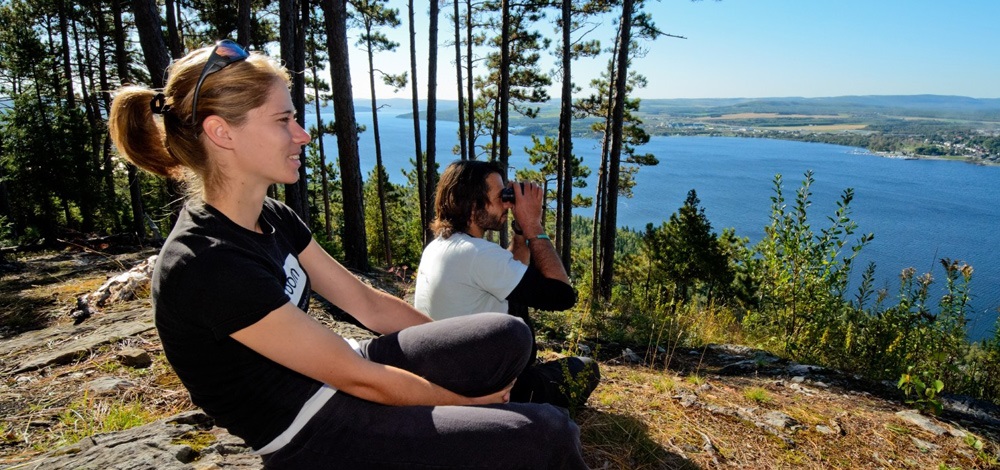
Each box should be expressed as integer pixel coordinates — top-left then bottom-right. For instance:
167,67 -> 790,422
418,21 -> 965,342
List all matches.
108,87 -> 182,179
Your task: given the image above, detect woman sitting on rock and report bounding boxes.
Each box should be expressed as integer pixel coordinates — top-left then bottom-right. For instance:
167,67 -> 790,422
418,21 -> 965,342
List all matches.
108,39 -> 587,469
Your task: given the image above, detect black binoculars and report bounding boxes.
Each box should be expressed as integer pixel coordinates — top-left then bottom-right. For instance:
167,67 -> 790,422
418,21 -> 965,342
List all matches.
500,182 -> 524,203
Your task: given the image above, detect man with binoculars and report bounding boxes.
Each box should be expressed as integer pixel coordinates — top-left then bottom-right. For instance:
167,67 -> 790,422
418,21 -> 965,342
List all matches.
414,160 -> 600,407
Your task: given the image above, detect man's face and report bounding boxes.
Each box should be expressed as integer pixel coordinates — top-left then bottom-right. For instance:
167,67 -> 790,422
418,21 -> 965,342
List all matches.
473,172 -> 512,232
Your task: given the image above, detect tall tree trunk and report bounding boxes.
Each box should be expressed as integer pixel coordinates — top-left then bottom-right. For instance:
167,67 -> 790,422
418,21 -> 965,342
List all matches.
453,0 -> 467,161
165,0 -> 183,58
309,26 -> 333,240
591,43 -> 618,303
280,0 -> 310,221
407,0 -> 426,243
556,0 -> 573,273
57,0 -> 75,108
0,157 -> 13,238
95,8 -> 120,232
70,14 -> 98,232
294,0 -> 309,220
322,0 -> 368,271
498,0 -> 510,170
45,17 -> 63,100
237,0 -> 252,47
498,0 -> 511,247
490,99 -> 499,162
366,34 -> 392,266
425,0 -> 439,244
590,137 -> 607,302
599,0 -> 634,301
113,0 -> 148,241
133,0 -> 179,225
131,0 -> 171,89
465,0 -> 475,159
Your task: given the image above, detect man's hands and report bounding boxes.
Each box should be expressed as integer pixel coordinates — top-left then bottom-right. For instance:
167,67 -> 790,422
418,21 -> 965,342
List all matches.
510,181 -> 544,238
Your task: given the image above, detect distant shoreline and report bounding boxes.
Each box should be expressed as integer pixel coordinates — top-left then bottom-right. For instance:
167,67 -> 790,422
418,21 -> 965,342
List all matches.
848,147 -> 999,166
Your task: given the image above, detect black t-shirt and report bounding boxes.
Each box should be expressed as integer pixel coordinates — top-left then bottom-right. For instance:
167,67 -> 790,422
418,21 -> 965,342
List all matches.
153,198 -> 316,450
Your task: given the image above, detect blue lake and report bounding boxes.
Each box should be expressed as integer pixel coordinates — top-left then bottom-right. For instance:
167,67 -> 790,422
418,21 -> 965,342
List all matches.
309,110 -> 1000,341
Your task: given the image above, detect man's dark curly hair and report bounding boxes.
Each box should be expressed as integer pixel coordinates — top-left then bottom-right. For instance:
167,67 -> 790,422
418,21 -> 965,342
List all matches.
431,160 -> 505,238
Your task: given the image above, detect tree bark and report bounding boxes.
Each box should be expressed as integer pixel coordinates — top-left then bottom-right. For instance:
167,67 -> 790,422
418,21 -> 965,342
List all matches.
94,7 -> 119,232
465,0 -> 475,159
425,0 -> 440,244
599,0 -> 634,301
165,0 -> 183,58
497,0 -> 511,248
322,0 -> 369,271
366,27 -> 392,266
407,0 -> 426,243
57,0 -> 75,108
453,0 -> 467,161
308,22 -> 333,240
556,0 -> 573,273
280,0 -> 310,221
498,0 -> 510,171
237,0 -> 252,48
131,0 -> 171,89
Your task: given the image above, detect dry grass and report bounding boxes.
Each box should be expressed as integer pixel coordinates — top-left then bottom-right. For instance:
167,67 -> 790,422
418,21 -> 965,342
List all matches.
0,332 -> 192,463
579,364 -> 998,469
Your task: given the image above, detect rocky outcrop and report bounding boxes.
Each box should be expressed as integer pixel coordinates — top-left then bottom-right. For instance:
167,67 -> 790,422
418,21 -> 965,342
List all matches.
6,411 -> 260,470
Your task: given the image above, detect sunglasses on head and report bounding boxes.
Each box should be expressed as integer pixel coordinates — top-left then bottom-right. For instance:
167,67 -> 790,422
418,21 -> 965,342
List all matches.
190,39 -> 250,123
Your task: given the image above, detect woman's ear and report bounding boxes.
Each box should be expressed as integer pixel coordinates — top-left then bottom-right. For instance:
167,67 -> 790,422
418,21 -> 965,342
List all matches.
201,115 -> 236,150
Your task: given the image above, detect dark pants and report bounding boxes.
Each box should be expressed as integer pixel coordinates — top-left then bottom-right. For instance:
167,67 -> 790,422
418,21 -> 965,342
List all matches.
261,313 -> 589,469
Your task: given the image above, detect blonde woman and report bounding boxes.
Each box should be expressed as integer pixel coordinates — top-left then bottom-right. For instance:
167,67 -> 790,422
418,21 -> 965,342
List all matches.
109,40 -> 587,469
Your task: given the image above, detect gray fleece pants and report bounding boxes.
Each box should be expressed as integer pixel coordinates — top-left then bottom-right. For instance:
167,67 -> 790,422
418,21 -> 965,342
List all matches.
261,312 -> 589,469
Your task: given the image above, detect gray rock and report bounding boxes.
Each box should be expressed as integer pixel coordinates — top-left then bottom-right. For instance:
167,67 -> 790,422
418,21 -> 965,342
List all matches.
4,308 -> 154,374
786,363 -> 824,376
896,410 -> 949,436
622,348 -> 642,364
718,359 -> 759,374
762,411 -> 797,429
83,377 -> 135,395
910,436 -> 939,453
15,411 -> 261,470
117,348 -> 152,369
815,425 -> 836,435
675,392 -> 699,408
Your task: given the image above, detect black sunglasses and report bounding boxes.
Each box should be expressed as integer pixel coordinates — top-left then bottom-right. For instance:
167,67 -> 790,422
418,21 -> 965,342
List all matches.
190,39 -> 250,123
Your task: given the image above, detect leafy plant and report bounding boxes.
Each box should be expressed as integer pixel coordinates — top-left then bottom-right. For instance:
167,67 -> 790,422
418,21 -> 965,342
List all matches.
558,355 -> 600,418
743,171 -> 873,360
897,365 -> 944,415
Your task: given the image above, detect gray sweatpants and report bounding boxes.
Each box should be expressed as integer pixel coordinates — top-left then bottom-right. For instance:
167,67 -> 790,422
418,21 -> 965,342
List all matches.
261,312 -> 589,469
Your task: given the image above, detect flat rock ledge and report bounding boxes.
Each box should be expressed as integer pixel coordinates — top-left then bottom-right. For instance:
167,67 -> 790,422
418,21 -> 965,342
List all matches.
4,411 -> 260,470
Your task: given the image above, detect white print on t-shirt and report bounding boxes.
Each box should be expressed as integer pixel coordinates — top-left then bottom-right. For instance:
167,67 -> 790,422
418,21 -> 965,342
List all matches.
283,254 -> 306,305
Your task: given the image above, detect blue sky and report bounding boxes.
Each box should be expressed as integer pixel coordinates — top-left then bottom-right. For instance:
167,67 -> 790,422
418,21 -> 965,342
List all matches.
349,0 -> 1000,101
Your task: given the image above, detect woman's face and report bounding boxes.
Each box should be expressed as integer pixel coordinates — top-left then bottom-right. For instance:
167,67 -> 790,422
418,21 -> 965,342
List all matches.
229,80 -> 311,188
